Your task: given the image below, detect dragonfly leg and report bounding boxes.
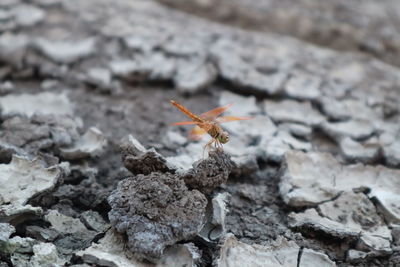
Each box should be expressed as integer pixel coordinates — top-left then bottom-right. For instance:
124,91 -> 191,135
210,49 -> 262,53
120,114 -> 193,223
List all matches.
203,139 -> 215,159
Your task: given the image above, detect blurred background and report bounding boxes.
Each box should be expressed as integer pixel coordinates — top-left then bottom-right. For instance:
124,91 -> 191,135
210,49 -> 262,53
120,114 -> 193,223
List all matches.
0,0 -> 400,266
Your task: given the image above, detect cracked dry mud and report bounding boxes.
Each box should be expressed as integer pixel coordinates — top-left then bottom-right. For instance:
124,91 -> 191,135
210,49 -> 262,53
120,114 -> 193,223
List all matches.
0,0 -> 399,266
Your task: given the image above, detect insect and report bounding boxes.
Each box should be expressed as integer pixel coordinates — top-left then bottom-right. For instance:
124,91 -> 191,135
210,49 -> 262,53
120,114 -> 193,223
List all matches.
170,100 -> 252,152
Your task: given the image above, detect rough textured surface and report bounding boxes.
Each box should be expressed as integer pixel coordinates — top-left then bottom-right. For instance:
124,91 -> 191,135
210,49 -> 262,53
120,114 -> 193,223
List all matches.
1,0 -> 400,265
76,230 -> 201,267
183,150 -> 234,194
108,172 -> 207,261
217,234 -> 335,267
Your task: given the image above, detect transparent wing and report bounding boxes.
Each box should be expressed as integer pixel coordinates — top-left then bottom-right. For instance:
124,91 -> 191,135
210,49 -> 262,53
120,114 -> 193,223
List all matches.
199,103 -> 233,121
171,121 -> 199,126
216,116 -> 254,123
188,125 -> 207,141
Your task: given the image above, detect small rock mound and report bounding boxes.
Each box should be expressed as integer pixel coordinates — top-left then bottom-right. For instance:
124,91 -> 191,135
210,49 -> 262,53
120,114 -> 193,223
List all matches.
108,172 -> 207,261
183,150 -> 234,194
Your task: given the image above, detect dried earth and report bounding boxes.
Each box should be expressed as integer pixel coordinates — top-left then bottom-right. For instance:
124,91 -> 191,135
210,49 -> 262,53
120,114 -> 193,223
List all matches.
0,0 -> 399,266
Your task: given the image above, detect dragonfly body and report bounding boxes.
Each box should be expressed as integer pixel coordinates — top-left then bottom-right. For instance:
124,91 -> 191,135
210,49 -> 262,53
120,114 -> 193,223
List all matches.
170,100 -> 251,151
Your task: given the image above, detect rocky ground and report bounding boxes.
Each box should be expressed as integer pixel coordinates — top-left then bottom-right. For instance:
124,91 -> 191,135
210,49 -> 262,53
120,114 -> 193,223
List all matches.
0,0 -> 399,266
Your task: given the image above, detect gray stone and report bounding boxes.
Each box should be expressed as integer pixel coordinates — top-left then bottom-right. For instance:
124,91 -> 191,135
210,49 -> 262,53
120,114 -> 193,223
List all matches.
264,99 -> 325,126
288,192 -> 392,256
278,123 -> 312,140
60,127 -> 107,160
280,151 -> 400,225
0,223 -> 15,250
347,249 -> 368,263
76,230 -> 200,267
217,234 -> 335,267
26,226 -> 59,242
120,135 -> 176,175
86,68 -> 112,88
283,70 -> 322,100
219,91 -> 260,116
80,210 -> 110,232
34,38 -> 96,64
0,92 -> 73,118
339,137 -> 380,163
199,193 -> 229,242
0,204 -> 43,224
0,33 -> 29,66
0,155 -> 62,206
300,248 -> 336,267
11,4 -> 45,27
108,172 -> 207,261
30,243 -> 66,267
45,210 -> 90,234
383,140 -> 400,167
322,119 -> 375,141
174,58 -> 216,94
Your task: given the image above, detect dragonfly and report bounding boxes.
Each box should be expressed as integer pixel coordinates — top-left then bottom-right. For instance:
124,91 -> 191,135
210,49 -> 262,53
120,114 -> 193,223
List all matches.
170,100 -> 253,152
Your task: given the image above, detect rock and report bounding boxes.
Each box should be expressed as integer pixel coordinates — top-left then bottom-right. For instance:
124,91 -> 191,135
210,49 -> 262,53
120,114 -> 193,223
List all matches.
183,150 -> 234,194
0,155 -> 62,206
0,33 -> 29,66
392,225 -> 400,246
110,53 -> 175,82
60,127 -> 107,160
11,4 -> 45,27
76,230 -> 201,267
45,210 -> 91,235
347,249 -> 368,263
264,99 -> 325,126
45,210 -> 98,255
217,234 -> 335,267
219,91 -> 260,116
162,131 -> 187,149
319,98 -> 379,122
383,140 -> 400,167
0,204 -> 43,224
283,70 -> 322,100
210,39 -> 288,95
80,210 -> 110,232
0,92 -> 73,118
279,151 -> 400,224
260,131 -> 311,163
0,223 -> 15,250
300,248 -> 337,267
33,38 -> 96,64
120,135 -> 175,175
86,68 -> 112,88
108,172 -> 207,261
26,226 -> 59,242
0,115 -> 80,155
123,29 -> 169,52
322,120 -> 375,141
30,243 -> 66,267
174,57 -> 217,94
289,192 -> 392,256
339,137 -> 380,163
8,236 -> 37,254
199,193 -> 229,242
278,123 -> 312,140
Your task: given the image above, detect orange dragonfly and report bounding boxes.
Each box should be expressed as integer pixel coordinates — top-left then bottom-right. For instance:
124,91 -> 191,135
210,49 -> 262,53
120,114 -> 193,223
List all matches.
170,100 -> 253,151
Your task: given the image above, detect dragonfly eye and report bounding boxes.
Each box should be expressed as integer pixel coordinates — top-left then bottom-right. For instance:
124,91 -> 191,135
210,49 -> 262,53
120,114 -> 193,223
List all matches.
219,132 -> 229,144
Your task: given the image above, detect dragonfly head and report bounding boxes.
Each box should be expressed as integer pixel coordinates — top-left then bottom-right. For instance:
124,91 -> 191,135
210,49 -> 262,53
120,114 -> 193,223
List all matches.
218,131 -> 230,144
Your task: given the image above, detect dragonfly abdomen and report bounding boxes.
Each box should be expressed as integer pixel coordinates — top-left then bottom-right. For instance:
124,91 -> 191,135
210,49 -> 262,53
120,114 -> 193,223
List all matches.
170,100 -> 204,123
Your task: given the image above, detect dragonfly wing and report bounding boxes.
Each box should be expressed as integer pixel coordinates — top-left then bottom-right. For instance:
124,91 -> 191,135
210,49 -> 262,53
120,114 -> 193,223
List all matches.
171,121 -> 199,126
216,116 -> 254,123
188,125 -> 207,141
200,103 -> 233,121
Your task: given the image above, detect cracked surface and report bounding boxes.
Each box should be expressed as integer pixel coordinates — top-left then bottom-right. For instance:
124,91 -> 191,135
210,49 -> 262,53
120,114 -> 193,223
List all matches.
0,0 -> 399,266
